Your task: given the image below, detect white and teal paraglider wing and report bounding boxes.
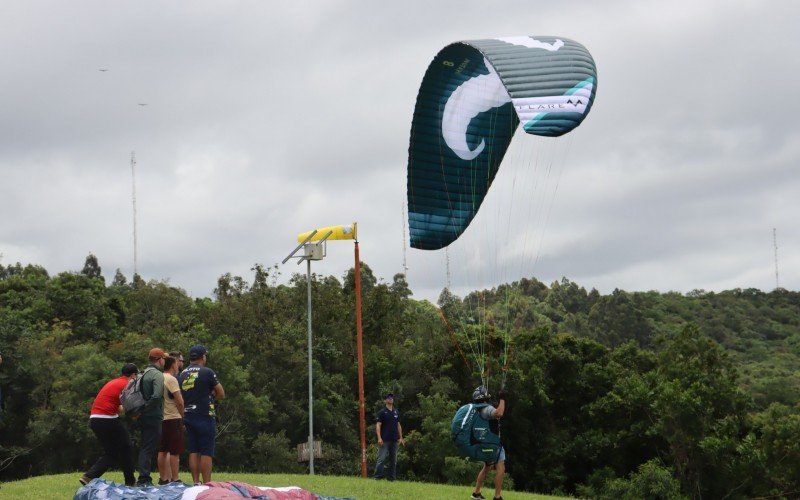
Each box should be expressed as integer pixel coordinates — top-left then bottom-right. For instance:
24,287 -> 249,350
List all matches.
407,36 -> 597,250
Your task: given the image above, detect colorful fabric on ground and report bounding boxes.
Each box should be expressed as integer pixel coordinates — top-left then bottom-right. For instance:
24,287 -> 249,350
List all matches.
194,481 -> 316,499
74,478 -> 187,499
75,478 -> 355,500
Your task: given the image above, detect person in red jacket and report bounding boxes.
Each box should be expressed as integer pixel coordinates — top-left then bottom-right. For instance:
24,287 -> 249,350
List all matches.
80,363 -> 139,486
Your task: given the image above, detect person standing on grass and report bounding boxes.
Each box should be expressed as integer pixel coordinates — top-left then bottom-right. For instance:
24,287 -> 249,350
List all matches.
373,392 -> 405,481
470,386 -> 508,500
0,350 -> 4,423
157,355 -> 185,484
136,348 -> 167,486
80,363 -> 139,487
179,345 -> 225,485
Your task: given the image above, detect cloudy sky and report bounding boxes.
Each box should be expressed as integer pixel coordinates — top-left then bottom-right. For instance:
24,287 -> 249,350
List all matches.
1,1 -> 798,302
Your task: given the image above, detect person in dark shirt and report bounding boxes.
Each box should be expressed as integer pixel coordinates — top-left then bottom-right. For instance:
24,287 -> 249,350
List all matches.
0,350 -> 4,422
373,392 -> 404,481
136,348 -> 167,486
178,345 -> 225,485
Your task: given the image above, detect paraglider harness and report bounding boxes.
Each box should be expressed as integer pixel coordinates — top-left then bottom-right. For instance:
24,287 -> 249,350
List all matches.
451,402 -> 501,462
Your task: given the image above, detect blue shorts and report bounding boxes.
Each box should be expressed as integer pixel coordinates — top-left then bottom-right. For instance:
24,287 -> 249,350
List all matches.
486,446 -> 505,465
183,414 -> 216,457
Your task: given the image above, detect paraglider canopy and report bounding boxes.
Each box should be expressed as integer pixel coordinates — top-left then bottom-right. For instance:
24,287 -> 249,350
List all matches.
406,36 -> 597,250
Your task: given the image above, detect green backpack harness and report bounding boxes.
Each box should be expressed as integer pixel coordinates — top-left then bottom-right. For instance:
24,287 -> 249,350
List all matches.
450,402 -> 502,462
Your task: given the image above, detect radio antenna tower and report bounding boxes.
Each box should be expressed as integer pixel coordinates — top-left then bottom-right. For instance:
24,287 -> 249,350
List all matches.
131,151 -> 139,276
773,227 -> 779,289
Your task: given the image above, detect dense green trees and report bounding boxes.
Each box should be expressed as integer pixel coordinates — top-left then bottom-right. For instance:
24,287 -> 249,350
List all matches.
1,256 -> 799,499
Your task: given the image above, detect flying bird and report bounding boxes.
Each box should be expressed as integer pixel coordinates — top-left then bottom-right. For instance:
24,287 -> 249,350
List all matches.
98,68 -> 108,72
138,103 -> 148,106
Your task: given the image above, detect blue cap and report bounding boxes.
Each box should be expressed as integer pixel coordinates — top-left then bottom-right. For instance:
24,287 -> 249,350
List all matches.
189,345 -> 208,360
385,393 -> 394,399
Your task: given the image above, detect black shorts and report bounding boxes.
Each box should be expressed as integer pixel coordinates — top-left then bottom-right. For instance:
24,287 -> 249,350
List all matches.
159,418 -> 184,454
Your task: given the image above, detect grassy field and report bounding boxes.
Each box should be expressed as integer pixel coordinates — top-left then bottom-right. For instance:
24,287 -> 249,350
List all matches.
0,472 -> 566,499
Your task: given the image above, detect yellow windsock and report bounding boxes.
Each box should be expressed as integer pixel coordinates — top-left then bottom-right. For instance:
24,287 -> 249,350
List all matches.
297,223 -> 357,243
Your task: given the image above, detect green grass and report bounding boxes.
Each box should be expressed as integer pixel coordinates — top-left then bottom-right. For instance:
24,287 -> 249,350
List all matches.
0,472 -> 566,499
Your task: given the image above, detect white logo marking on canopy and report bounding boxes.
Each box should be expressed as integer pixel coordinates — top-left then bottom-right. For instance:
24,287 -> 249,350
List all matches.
495,36 -> 564,51
515,82 -> 593,126
442,58 -> 512,161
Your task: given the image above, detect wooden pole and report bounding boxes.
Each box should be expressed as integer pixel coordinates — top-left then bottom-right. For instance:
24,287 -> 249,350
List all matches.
355,240 -> 367,477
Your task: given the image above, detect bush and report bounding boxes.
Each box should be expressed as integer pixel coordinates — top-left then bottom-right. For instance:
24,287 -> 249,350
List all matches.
600,459 -> 686,500
249,431 -> 303,473
442,456 -> 475,485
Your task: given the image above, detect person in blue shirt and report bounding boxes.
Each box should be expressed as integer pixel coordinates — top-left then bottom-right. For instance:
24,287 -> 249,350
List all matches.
178,345 -> 225,485
0,350 -> 4,423
373,392 -> 405,481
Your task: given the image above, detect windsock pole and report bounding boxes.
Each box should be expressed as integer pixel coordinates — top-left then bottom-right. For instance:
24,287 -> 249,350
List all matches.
292,222 -> 364,475
354,237 -> 367,477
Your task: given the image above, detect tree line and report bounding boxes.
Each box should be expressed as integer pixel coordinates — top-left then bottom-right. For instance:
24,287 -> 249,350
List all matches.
1,255 -> 799,499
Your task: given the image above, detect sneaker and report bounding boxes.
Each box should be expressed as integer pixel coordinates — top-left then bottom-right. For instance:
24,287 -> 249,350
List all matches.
471,493 -> 485,500
493,497 -> 503,500
158,479 -> 170,485
135,479 -> 153,487
79,475 -> 91,486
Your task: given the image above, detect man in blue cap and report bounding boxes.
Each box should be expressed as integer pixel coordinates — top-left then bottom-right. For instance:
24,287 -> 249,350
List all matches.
373,392 -> 404,481
178,345 -> 225,485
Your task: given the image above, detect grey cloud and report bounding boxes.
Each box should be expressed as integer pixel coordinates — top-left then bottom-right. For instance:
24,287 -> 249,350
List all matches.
2,0 -> 798,301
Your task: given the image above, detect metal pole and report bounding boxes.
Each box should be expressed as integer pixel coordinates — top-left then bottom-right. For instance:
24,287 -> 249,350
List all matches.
355,241 -> 367,477
130,152 -> 138,276
307,258 -> 314,475
281,228 -> 338,475
773,227 -> 780,289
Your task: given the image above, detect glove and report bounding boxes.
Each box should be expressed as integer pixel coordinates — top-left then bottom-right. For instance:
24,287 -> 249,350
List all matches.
498,389 -> 509,400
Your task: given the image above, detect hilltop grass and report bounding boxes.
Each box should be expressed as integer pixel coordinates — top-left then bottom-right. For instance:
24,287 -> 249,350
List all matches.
0,472 -> 567,499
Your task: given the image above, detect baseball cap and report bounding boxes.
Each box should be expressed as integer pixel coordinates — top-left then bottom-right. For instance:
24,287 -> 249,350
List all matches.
384,393 -> 394,399
189,345 -> 208,360
121,363 -> 138,376
148,348 -> 167,360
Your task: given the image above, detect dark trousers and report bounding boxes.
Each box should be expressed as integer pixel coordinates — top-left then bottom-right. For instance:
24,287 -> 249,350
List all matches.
137,415 -> 163,483
373,440 -> 399,480
85,417 -> 135,486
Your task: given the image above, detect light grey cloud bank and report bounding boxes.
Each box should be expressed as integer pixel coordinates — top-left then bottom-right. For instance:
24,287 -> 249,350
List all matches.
1,1 -> 798,302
